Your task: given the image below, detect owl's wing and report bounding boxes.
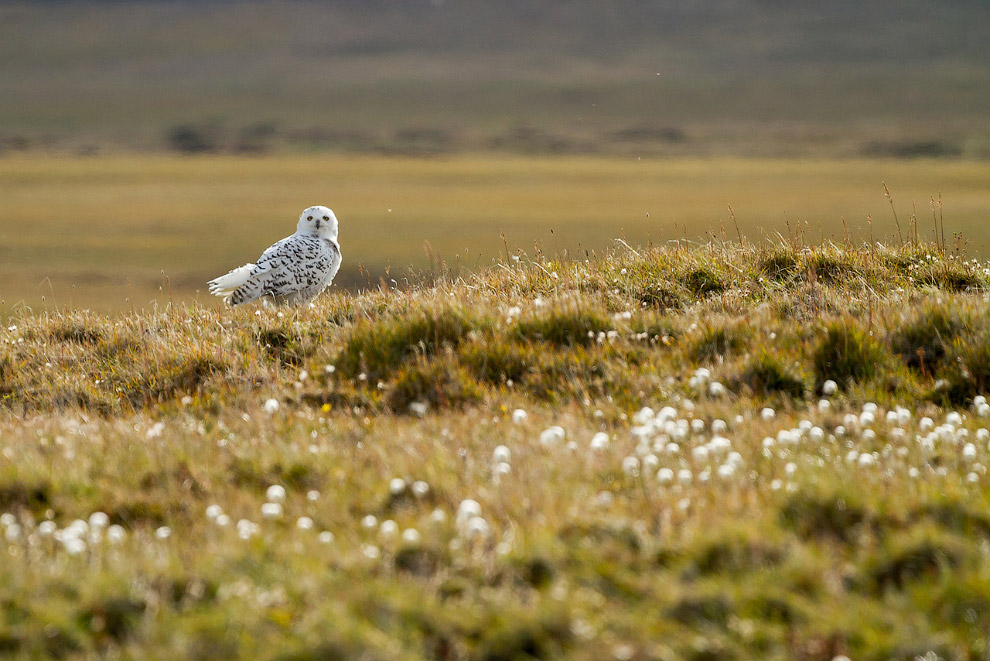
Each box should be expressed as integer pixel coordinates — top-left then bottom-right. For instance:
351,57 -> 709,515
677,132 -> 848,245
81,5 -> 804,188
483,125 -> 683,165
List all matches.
221,237 -> 293,305
323,240 -> 342,286
236,235 -> 336,304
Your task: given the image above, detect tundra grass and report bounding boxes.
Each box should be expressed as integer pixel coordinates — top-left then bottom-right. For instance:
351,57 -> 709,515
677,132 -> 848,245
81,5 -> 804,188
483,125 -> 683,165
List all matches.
1,241 -> 990,658
3,155 -> 990,315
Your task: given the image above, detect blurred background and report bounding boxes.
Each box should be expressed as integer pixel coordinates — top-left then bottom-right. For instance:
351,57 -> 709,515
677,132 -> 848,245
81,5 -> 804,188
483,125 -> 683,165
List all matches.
1,0 -> 989,312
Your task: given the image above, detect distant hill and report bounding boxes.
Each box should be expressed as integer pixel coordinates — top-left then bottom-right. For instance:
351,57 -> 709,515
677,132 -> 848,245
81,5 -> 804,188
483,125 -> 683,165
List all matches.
1,0 -> 988,157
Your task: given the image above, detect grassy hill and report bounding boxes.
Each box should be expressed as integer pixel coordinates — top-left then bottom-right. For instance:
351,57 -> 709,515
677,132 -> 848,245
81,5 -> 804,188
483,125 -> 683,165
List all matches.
1,0 -> 989,157
2,240 -> 990,658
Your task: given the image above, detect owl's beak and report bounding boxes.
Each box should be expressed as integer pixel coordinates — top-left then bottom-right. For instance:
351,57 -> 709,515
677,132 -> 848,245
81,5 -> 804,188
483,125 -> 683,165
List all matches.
315,219 -> 322,229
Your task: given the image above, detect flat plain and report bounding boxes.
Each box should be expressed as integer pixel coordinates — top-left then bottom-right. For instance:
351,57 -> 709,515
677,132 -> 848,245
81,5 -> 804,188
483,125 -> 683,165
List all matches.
2,154 -> 990,314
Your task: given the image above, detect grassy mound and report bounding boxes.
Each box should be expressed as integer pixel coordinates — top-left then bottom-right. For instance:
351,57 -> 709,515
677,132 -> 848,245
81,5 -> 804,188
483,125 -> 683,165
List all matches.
1,241 -> 989,659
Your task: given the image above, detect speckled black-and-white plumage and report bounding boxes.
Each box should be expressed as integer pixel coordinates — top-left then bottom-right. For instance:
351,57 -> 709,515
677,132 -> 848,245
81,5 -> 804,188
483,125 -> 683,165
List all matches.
208,205 -> 342,306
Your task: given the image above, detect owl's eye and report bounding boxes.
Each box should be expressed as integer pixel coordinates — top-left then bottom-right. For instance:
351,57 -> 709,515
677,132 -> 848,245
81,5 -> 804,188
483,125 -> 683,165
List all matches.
307,216 -> 313,221
322,216 -> 329,221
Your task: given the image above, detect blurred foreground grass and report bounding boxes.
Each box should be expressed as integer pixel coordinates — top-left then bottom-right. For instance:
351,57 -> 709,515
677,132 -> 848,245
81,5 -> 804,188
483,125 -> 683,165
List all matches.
2,154 -> 990,316
2,241 -> 990,657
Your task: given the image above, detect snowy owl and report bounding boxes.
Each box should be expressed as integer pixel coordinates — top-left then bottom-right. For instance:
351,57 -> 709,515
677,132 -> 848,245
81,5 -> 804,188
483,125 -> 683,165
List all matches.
208,205 -> 342,306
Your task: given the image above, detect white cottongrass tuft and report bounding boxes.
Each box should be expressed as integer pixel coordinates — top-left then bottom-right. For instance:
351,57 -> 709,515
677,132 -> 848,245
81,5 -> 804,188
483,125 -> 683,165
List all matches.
456,500 -> 482,528
263,398 -> 280,414
378,519 -> 399,540
237,519 -> 258,539
106,524 -> 126,544
462,516 -> 490,540
64,538 -> 87,555
511,409 -> 528,424
708,435 -> 731,454
492,445 -> 511,464
963,443 -> 978,461
633,407 -> 655,425
540,426 -> 566,447
590,432 -> 610,452
261,503 -> 283,519
389,478 -> 407,495
88,512 -> 109,529
266,485 -> 287,502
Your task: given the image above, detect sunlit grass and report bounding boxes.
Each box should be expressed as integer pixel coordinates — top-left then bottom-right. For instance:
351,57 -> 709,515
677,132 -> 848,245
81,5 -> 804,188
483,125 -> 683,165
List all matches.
2,240 -> 990,657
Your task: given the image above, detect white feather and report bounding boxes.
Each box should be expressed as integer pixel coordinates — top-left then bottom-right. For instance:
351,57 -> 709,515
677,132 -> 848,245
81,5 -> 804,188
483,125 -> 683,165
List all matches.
208,264 -> 255,300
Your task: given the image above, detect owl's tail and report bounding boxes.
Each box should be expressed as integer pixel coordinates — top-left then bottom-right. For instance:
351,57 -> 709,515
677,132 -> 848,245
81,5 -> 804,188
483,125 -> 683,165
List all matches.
208,264 -> 255,303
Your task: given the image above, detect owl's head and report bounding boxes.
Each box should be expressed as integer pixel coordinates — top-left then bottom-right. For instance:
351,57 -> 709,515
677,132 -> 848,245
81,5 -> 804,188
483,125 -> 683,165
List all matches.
297,205 -> 339,241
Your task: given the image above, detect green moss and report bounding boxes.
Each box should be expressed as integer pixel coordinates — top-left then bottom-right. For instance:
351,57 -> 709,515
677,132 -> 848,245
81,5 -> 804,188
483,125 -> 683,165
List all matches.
736,351 -> 806,399
387,360 -> 482,413
691,529 -> 787,575
692,325 -> 750,362
758,250 -> 800,281
636,283 -> 682,310
890,304 -> 968,373
459,340 -> 534,384
336,309 -> 474,379
0,479 -> 51,514
681,267 -> 726,297
805,252 -> 860,284
395,546 -> 447,576
77,596 -> 145,644
914,262 -> 982,292
255,327 -> 310,366
514,309 -> 610,347
476,609 -> 572,661
780,490 -> 872,543
48,321 -> 104,345
866,529 -> 964,593
811,321 -> 888,389
226,457 -> 324,492
934,329 -> 990,405
668,593 -> 733,626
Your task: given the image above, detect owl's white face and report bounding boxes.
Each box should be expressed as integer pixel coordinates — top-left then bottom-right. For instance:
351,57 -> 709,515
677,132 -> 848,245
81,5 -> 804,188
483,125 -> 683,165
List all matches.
297,205 -> 338,241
